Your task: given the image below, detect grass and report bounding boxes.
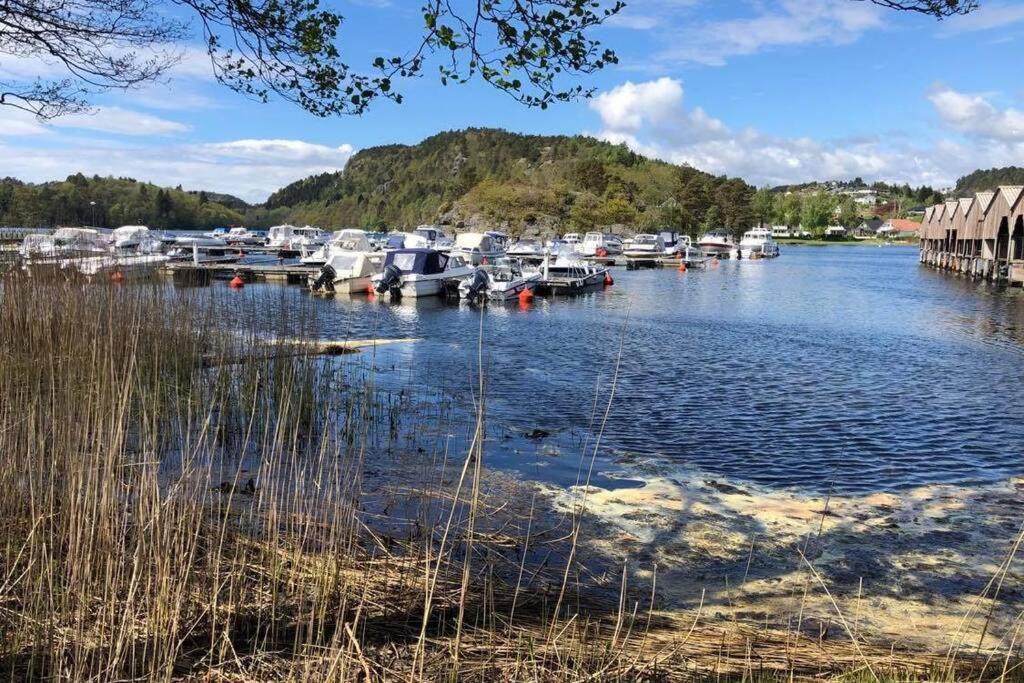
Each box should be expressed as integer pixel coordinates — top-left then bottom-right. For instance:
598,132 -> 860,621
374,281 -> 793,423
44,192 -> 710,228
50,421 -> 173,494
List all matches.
0,270 -> 1018,681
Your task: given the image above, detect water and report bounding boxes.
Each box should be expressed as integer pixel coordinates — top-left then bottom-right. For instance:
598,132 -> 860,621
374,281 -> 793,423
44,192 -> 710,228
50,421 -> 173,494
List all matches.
201,245 -> 1024,495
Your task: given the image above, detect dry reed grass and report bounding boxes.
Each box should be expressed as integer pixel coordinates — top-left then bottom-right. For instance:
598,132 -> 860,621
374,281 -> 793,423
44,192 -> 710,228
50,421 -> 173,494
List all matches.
0,271 -> 1018,681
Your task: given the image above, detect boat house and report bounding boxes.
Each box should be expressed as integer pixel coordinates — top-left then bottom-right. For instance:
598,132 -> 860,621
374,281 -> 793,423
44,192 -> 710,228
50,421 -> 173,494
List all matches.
918,186 -> 1024,285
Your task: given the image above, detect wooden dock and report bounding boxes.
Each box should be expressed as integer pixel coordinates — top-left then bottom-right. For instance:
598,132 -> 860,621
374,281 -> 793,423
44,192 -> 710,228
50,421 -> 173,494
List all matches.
160,261 -> 317,286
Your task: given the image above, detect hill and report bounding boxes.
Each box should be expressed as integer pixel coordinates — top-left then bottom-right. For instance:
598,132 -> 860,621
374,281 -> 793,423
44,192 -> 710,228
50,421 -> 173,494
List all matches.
255,128 -> 756,236
953,167 -> 1024,196
0,174 -> 246,229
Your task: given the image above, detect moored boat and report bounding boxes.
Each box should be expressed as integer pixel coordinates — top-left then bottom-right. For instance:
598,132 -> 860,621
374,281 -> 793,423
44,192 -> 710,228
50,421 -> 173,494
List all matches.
532,252 -> 608,295
451,232 -> 504,266
698,231 -> 739,258
739,228 -> 780,259
459,259 -> 540,302
371,248 -> 474,298
309,250 -> 384,294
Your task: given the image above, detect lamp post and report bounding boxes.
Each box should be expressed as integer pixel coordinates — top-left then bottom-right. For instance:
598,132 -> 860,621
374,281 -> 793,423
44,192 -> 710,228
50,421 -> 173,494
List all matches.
89,201 -> 96,227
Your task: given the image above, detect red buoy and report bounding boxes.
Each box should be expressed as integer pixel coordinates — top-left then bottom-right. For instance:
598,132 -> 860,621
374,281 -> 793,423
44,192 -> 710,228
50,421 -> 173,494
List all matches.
677,262 -> 687,272
604,272 -> 614,286
518,287 -> 534,304
366,283 -> 376,298
110,271 -> 125,284
596,247 -> 608,258
229,275 -> 244,288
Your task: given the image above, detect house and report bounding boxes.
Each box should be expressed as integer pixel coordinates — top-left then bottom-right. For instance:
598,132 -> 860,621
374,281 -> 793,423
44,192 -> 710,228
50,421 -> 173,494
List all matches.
878,218 -> 920,239
854,218 -> 883,237
824,225 -> 848,238
771,225 -> 792,237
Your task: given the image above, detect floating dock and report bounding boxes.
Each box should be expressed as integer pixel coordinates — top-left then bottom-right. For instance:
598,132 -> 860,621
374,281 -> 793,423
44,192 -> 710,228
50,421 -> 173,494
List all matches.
919,186 -> 1024,285
160,261 -> 316,286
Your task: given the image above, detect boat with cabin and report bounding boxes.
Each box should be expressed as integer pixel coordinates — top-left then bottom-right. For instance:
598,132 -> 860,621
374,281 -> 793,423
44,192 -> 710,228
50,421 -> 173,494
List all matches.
372,248 -> 474,298
309,251 -> 384,294
739,228 -> 780,259
413,225 -> 455,251
698,232 -> 739,258
223,227 -> 266,245
532,252 -> 609,295
459,259 -> 541,302
301,229 -> 372,266
622,233 -> 665,260
266,225 -> 329,251
166,236 -> 239,263
506,239 -> 547,261
451,232 -> 505,266
112,225 -> 162,253
577,232 -> 623,257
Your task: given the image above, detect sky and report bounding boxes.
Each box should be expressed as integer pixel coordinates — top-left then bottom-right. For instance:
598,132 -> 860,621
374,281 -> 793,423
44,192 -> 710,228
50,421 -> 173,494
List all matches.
1,0 -> 1023,202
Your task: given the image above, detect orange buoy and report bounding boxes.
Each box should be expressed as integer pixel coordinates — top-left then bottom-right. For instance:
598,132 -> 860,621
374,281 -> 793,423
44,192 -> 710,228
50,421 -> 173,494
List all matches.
604,272 -> 614,286
366,283 -> 376,298
229,275 -> 244,288
110,270 -> 125,284
518,287 -> 534,304
677,262 -> 687,272
596,247 -> 608,258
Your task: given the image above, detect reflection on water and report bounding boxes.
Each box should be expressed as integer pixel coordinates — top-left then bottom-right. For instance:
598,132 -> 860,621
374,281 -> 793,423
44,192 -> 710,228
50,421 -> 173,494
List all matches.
197,246 -> 1024,494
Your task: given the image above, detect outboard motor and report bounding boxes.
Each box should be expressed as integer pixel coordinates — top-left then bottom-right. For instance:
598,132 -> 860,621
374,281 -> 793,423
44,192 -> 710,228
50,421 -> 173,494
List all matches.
375,263 -> 403,296
465,268 -> 489,303
309,263 -> 336,292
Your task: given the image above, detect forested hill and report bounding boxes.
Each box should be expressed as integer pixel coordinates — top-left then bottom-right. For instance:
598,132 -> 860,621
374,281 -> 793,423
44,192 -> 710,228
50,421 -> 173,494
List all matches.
0,174 -> 247,229
953,167 -> 1024,196
256,128 -> 756,235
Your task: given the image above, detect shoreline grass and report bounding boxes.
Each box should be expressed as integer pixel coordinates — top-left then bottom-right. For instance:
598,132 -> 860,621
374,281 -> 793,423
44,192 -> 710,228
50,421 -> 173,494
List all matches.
0,271 -> 1018,681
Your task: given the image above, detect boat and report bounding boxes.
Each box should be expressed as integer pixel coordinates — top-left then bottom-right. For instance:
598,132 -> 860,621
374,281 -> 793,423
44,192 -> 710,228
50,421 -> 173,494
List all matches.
658,231 -> 686,257
484,231 -> 511,252
561,233 -> 582,249
167,236 -> 239,263
371,248 -> 474,298
75,253 -> 169,279
19,228 -> 111,260
223,227 -> 265,245
577,232 -> 623,257
459,259 -> 541,302
204,227 -> 230,240
451,232 -> 505,266
301,229 -> 372,266
678,242 -> 711,267
112,225 -> 162,253
622,233 -> 665,260
413,225 -> 455,251
308,251 -> 384,294
532,252 -> 609,295
266,225 -> 328,251
739,228 -> 781,259
506,238 -> 547,261
698,232 -> 739,258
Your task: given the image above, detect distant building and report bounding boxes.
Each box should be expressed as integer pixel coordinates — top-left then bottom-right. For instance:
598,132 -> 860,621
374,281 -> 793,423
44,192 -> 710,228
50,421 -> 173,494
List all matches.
771,225 -> 792,237
878,219 -> 920,238
854,218 -> 883,236
824,225 -> 848,238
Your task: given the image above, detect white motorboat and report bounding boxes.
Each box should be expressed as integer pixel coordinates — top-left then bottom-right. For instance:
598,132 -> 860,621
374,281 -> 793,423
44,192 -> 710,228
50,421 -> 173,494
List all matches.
622,233 -> 665,260
112,225 -> 162,253
698,232 -> 739,258
577,232 -> 623,257
75,253 -> 169,278
18,233 -> 57,259
413,225 -> 455,251
485,231 -> 511,251
459,259 -> 541,302
371,248 -> 474,298
531,252 -> 609,295
561,233 -> 582,249
266,224 -> 328,250
301,229 -> 372,266
204,227 -> 230,240
506,239 -> 547,261
451,232 -> 505,266
739,228 -> 781,259
308,250 -> 384,294
657,231 -> 687,257
167,236 -> 239,263
223,227 -> 265,245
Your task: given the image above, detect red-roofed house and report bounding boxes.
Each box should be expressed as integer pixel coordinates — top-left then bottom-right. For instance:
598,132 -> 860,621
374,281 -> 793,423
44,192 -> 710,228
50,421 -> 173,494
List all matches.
878,219 -> 920,238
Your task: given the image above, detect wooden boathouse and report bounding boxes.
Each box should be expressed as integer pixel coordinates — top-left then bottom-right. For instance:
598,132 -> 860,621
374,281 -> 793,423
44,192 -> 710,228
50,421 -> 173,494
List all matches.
919,186 -> 1024,285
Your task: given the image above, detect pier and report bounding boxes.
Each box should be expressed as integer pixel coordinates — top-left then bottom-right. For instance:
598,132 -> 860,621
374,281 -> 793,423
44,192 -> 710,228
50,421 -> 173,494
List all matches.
919,186 -> 1024,285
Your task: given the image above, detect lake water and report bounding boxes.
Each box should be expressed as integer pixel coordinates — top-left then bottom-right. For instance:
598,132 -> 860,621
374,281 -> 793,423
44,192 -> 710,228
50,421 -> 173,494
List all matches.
202,245 -> 1024,495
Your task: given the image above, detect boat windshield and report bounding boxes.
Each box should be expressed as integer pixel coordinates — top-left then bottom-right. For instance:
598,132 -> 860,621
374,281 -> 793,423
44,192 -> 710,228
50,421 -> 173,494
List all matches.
329,254 -> 360,272
634,235 -> 656,244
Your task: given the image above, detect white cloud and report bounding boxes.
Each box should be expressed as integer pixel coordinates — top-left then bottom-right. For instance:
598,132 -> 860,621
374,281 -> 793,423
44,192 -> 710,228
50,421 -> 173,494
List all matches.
51,106 -> 191,136
939,2 -> 1024,34
652,0 -> 883,66
928,87 -> 1024,143
589,77 -> 969,188
0,137 -> 355,202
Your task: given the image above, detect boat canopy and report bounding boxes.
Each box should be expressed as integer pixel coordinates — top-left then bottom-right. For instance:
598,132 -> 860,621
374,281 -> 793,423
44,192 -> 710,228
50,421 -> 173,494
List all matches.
455,232 -> 495,250
384,248 -> 449,275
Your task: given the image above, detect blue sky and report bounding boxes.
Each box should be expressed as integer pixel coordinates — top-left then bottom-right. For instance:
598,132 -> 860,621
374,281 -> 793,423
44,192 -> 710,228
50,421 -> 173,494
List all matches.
2,0 -> 1023,201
